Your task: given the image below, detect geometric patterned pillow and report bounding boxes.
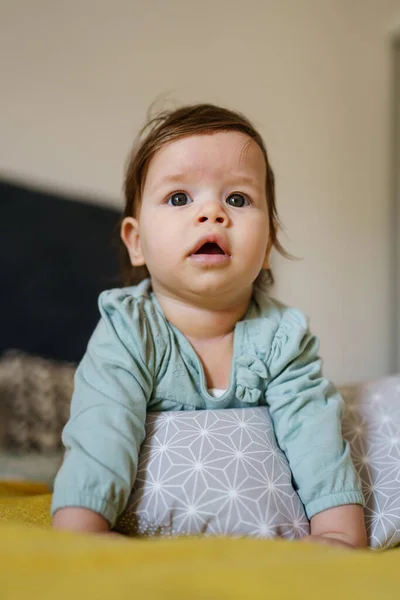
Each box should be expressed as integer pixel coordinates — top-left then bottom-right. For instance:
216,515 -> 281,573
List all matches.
115,407 -> 310,540
341,375 -> 400,549
115,376 -> 400,549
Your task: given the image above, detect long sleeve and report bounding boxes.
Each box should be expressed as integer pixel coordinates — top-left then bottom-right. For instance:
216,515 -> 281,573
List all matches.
265,308 -> 365,519
51,290 -> 154,527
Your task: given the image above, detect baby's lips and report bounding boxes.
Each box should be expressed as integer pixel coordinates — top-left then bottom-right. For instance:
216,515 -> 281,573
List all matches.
189,233 -> 231,256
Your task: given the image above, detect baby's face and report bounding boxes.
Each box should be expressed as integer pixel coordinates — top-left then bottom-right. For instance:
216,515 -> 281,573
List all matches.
122,131 -> 271,304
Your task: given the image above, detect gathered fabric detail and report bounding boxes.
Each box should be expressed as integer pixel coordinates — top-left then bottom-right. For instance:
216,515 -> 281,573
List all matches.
266,318 -> 291,368
235,354 -> 269,404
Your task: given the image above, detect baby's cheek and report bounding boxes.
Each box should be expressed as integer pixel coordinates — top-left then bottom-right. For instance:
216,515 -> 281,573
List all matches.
242,226 -> 269,257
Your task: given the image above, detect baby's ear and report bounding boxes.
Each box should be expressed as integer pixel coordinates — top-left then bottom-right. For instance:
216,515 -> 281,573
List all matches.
120,217 -> 146,267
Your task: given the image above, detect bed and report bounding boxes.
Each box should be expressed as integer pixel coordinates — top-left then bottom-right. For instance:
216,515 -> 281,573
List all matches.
0,178 -> 399,600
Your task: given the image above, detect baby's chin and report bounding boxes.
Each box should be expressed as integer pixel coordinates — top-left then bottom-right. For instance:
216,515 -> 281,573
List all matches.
153,273 -> 254,309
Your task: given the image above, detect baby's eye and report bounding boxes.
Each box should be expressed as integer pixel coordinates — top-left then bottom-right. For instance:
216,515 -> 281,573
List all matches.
226,193 -> 250,208
167,192 -> 192,206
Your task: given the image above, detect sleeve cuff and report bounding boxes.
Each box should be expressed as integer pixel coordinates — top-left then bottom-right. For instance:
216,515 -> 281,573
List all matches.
305,490 -> 365,519
51,491 -> 118,528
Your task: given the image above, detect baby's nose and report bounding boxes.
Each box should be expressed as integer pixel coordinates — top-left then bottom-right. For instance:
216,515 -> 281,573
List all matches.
196,201 -> 229,225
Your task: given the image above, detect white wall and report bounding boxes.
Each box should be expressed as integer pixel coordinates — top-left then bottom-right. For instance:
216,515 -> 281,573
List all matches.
1,0 -> 399,384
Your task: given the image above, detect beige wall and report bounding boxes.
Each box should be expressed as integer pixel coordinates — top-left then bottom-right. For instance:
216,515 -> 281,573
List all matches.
1,0 -> 399,384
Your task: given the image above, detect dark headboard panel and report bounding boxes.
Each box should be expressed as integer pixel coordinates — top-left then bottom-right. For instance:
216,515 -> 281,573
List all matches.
0,179 -> 122,363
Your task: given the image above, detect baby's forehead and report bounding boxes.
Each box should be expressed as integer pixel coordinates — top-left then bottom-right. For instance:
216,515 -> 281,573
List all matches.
147,131 -> 266,184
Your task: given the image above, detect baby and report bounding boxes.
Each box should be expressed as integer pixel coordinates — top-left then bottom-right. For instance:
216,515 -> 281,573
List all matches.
52,103 -> 367,548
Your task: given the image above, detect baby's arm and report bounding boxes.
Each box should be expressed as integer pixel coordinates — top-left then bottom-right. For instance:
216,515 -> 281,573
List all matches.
305,504 -> 367,548
53,451 -> 110,532
265,310 -> 367,548
53,507 -> 110,533
52,453 -> 111,533
51,291 -> 153,534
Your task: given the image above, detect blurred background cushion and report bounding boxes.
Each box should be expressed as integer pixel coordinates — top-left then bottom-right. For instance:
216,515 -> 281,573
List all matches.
0,350 -> 75,453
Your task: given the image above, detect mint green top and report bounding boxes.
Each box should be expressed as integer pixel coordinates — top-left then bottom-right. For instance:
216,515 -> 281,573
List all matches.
51,279 -> 364,526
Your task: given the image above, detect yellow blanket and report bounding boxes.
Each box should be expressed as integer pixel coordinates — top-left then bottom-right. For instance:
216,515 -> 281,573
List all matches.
0,482 -> 398,600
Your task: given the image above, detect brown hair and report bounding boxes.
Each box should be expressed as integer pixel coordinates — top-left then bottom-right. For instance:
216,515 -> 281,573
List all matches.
121,103 -> 289,287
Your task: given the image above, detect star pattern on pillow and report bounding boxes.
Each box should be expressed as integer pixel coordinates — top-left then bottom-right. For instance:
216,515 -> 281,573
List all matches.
115,408 -> 310,540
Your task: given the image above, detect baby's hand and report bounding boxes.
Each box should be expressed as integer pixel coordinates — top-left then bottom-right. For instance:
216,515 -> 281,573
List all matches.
305,505 -> 368,549
299,534 -> 356,550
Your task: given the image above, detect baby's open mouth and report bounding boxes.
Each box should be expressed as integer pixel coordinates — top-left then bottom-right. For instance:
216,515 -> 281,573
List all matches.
194,242 -> 225,255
